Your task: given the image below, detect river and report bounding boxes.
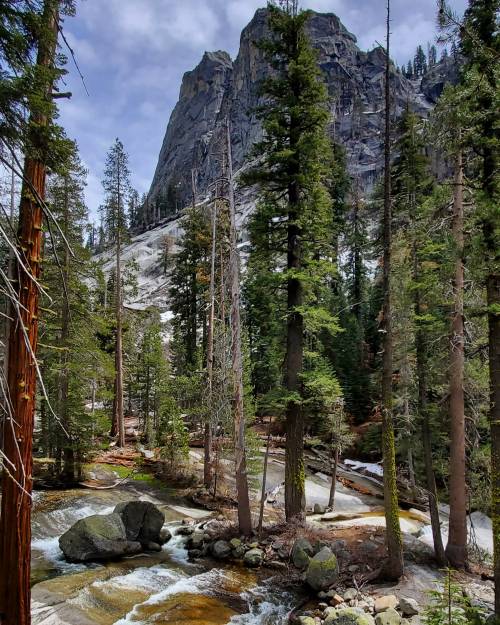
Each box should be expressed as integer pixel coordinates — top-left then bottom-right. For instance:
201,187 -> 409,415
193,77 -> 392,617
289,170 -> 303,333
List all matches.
30,481 -> 295,625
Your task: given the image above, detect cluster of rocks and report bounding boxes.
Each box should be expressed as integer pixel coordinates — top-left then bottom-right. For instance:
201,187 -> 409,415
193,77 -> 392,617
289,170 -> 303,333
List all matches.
177,525 -> 274,568
177,525 -> 345,584
296,592 -> 420,625
59,501 -> 171,562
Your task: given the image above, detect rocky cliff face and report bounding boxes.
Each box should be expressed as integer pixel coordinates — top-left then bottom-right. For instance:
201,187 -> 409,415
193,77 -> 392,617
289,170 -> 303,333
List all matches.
146,8 -> 452,221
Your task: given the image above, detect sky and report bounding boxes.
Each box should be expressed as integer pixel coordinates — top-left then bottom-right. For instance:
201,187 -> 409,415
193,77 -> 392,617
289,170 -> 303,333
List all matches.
58,0 -> 467,221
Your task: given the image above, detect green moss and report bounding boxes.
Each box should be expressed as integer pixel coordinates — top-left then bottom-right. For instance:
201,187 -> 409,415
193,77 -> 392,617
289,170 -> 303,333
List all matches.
295,458 -> 306,494
85,463 -> 163,487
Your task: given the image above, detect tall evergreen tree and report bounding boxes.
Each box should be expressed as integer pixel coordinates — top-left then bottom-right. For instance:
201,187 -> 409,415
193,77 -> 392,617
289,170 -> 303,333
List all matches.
0,1 -> 74,621
459,0 -> 499,610
392,109 -> 446,565
101,138 -> 131,447
244,0 -> 337,521
39,144 -> 95,483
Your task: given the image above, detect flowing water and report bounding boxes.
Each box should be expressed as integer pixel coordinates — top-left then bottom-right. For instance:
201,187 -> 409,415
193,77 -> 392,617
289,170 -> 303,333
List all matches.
30,483 -> 295,625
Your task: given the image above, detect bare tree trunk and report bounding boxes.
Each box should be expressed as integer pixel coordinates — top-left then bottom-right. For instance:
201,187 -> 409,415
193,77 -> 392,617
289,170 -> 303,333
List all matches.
258,417 -> 272,535
0,3 -> 59,622
488,273 -> 500,617
61,179 -> 74,484
226,120 -> 252,535
204,201 -> 217,489
284,152 -> 305,521
415,289 -> 446,565
446,149 -> 467,569
380,0 -> 403,580
328,448 -> 339,509
144,364 -> 151,445
114,222 -> 125,448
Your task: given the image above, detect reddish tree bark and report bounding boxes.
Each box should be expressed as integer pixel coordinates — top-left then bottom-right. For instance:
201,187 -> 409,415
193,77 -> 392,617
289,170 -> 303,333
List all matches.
0,4 -> 59,623
445,150 -> 467,569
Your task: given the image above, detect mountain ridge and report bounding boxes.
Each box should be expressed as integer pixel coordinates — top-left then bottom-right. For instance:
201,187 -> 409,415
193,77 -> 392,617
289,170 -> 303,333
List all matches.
141,7 -> 455,229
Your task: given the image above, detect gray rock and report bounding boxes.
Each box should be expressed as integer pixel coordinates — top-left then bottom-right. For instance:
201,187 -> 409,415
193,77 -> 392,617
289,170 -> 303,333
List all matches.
59,513 -> 142,562
232,544 -> 246,559
324,607 -> 375,625
314,503 -> 326,514
113,501 -> 164,546
145,9 -> 444,228
292,538 -> 314,568
159,527 -> 172,544
344,589 -> 358,601
305,547 -> 339,591
243,547 -> 264,567
421,55 -> 461,103
212,539 -> 231,559
374,596 -> 399,614
188,531 -> 206,549
144,541 -> 162,552
399,598 -> 419,617
375,608 -> 402,625
176,525 -> 194,536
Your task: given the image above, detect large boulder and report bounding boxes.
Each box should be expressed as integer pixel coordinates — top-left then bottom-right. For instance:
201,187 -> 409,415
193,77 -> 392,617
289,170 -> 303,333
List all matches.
305,547 -> 339,591
114,501 -> 164,546
59,513 -> 142,562
292,538 -> 314,568
212,540 -> 231,559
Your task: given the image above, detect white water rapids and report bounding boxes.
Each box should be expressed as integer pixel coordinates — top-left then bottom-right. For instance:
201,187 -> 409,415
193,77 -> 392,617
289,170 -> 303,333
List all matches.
30,488 -> 295,625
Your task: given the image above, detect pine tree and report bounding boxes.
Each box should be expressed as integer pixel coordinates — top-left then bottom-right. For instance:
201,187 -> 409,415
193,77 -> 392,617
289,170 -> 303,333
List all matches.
244,1 -> 337,521
168,205 -> 210,374
414,44 -> 428,76
39,143 -> 97,484
458,0 -> 499,610
0,1 -> 73,621
428,44 -> 438,67
380,0 -> 404,580
392,109 -> 446,565
101,138 -> 131,447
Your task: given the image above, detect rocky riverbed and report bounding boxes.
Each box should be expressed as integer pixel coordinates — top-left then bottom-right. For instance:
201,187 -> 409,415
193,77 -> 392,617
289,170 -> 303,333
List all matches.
30,458 -> 495,625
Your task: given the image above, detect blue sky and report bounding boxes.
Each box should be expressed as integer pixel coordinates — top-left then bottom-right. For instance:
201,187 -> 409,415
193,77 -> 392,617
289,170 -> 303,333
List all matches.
58,0 -> 467,221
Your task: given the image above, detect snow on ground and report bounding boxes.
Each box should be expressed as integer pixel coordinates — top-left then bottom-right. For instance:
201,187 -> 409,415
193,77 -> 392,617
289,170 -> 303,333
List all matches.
344,459 -> 383,477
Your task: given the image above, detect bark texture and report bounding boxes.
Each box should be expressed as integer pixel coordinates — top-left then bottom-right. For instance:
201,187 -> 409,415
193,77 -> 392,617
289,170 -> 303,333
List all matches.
226,121 -> 252,535
380,0 -> 403,580
445,150 -> 467,569
0,3 -> 59,622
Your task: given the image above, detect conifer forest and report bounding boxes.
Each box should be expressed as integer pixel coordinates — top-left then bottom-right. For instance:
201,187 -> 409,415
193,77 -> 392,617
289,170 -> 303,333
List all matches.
0,1 -> 498,624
